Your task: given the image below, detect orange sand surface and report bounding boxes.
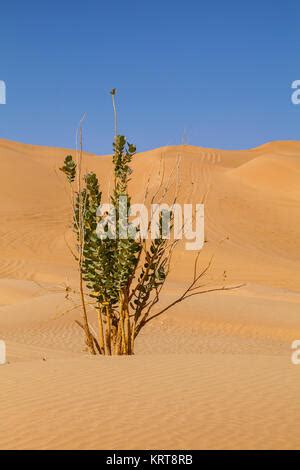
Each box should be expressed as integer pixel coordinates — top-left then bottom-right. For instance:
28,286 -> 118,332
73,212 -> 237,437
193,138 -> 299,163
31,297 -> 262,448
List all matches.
0,138 -> 299,449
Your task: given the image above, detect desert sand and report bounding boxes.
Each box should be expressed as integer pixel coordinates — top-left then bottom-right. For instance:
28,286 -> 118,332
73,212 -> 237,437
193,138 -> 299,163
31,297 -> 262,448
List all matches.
0,138 -> 300,449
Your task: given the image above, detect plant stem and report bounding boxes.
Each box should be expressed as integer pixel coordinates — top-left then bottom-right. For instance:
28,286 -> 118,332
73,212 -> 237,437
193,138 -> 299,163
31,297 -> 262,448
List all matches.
105,304 -> 112,355
79,273 -> 96,355
111,93 -> 118,138
77,118 -> 96,355
97,306 -> 106,355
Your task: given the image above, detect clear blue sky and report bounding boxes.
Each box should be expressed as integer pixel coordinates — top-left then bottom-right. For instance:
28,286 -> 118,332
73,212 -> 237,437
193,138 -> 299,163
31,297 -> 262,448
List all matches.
0,0 -> 300,154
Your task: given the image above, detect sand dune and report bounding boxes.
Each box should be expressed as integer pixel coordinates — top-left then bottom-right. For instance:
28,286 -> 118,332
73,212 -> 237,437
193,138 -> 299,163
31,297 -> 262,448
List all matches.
0,138 -> 299,449
229,154 -> 300,196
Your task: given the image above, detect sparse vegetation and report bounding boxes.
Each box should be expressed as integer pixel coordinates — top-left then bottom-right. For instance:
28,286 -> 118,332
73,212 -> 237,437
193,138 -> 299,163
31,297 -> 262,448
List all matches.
60,90 -> 242,355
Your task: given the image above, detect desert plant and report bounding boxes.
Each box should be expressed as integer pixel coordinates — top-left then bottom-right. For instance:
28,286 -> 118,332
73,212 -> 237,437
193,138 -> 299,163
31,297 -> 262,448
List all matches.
60,90 -> 242,355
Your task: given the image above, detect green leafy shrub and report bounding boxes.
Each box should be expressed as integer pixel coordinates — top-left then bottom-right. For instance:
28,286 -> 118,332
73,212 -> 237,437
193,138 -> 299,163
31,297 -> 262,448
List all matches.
60,90 -> 242,355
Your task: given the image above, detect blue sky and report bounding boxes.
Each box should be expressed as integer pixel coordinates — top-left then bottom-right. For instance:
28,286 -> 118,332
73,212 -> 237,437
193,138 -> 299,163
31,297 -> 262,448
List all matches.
0,0 -> 300,153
